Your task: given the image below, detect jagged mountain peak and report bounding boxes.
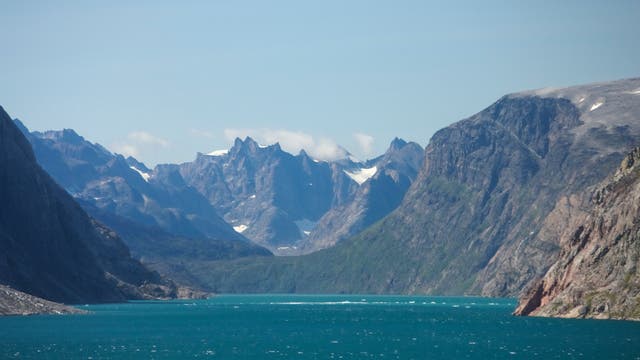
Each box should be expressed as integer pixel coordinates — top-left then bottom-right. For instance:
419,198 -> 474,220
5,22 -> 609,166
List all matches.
229,136 -> 284,155
388,137 -> 408,151
41,128 -> 87,145
298,149 -> 310,158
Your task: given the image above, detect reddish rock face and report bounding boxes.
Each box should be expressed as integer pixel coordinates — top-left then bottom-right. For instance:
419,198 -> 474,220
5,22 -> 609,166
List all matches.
515,147 -> 640,320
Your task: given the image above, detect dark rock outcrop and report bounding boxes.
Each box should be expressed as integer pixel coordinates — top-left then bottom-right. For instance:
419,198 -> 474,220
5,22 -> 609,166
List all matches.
0,106 -> 181,304
515,147 -> 640,320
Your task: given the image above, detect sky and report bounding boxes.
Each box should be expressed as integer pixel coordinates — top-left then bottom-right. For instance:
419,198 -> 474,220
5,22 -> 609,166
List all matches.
1,1 -> 639,166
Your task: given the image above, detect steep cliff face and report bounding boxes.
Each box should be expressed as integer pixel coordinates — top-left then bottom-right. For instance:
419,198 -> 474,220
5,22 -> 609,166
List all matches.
0,106 -> 179,304
515,148 -> 640,320
183,78 -> 640,295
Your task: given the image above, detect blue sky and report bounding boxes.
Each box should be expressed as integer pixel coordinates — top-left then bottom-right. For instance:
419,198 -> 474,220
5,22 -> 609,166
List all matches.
1,1 -> 639,166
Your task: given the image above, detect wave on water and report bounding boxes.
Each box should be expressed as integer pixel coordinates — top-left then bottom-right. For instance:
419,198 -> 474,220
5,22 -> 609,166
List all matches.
265,299 -> 512,307
269,301 -> 368,305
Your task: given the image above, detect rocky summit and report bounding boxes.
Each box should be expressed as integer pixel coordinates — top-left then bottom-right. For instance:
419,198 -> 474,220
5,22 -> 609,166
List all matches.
515,147 -> 640,320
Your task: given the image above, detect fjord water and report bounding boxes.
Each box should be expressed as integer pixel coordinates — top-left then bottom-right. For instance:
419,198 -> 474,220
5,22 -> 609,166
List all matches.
1,295 -> 639,359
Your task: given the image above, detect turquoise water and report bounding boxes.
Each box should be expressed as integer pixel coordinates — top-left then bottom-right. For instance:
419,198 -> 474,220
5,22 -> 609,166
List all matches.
1,295 -> 639,359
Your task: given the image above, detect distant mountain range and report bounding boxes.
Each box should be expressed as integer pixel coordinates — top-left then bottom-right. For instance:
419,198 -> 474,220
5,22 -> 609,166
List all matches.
17,119 -> 424,257
178,136 -> 424,254
15,122 -> 271,283
14,117 -> 424,292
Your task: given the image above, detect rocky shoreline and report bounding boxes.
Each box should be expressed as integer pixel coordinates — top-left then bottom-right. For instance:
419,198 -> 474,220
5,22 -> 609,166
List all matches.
0,285 -> 87,316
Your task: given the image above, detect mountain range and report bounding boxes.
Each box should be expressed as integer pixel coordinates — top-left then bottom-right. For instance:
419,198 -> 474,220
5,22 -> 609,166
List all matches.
2,77 -> 639,320
14,117 -> 425,291
178,136 -> 424,254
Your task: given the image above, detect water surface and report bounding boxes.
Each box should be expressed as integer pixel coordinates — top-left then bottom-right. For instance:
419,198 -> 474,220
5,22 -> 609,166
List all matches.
1,295 -> 639,359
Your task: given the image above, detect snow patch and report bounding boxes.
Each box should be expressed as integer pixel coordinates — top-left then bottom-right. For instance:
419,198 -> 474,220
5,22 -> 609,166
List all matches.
295,219 -> 317,236
630,89 -> 640,95
207,149 -> 229,156
130,166 -> 151,182
344,166 -> 378,185
249,194 -> 256,199
590,100 -> 604,111
233,224 -> 248,233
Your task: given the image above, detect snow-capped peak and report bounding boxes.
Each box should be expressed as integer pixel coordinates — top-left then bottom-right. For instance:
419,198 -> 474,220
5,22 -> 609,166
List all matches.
207,149 -> 229,156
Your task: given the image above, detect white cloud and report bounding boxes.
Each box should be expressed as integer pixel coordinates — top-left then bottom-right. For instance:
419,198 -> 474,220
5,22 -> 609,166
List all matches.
127,131 -> 169,147
111,144 -> 139,158
110,131 -> 169,160
353,133 -> 374,156
223,128 -> 348,161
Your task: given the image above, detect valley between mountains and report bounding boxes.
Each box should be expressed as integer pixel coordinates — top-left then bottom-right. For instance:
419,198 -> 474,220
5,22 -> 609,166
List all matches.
2,77 -> 640,319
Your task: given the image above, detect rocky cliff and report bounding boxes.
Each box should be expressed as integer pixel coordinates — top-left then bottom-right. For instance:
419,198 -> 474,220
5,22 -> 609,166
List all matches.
0,106 -> 183,304
515,147 -> 640,320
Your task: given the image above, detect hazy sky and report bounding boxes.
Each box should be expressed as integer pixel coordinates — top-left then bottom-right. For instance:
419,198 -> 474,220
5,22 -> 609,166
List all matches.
2,1 -> 639,166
